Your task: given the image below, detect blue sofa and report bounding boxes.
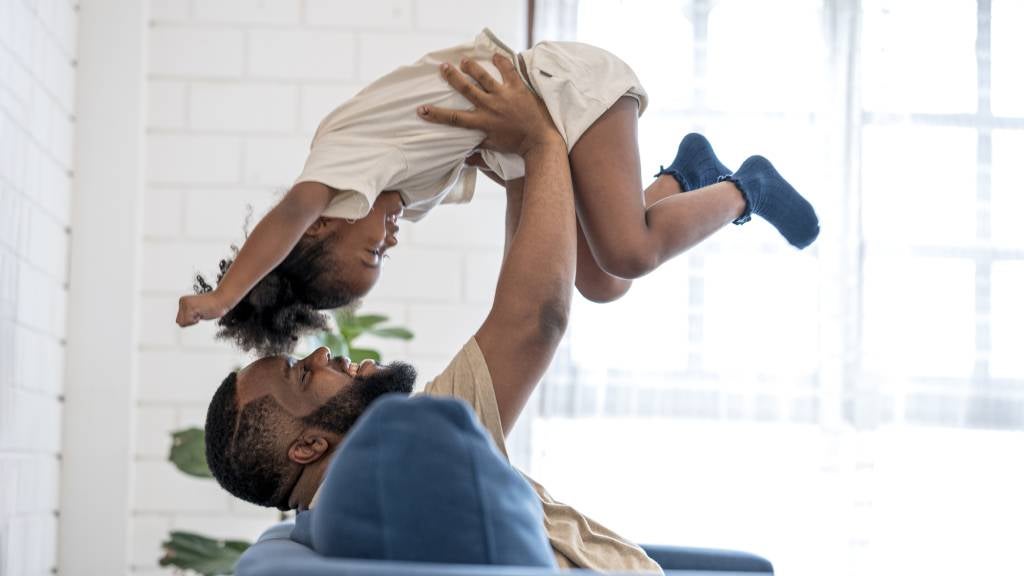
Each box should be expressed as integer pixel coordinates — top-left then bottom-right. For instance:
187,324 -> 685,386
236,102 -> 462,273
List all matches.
236,521 -> 774,575
235,397 -> 773,575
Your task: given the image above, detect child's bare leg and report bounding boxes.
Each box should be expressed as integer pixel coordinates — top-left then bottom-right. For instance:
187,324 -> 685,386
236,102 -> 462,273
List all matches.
642,171 -> 679,208
573,159 -> 677,303
504,175 -> 631,303
574,220 -> 632,303
570,97 -> 745,280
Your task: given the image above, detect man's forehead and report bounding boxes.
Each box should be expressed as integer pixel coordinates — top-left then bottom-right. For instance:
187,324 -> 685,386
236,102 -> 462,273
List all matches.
235,356 -> 288,405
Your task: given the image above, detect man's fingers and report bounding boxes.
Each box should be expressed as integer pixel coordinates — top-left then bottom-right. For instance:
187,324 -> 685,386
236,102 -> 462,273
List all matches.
459,58 -> 501,93
492,54 -> 519,86
440,62 -> 487,106
418,104 -> 483,130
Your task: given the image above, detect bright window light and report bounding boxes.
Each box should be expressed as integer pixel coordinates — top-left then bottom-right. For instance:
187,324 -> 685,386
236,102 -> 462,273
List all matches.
861,126 -> 976,245
991,130 -> 1024,247
861,0 -> 977,114
991,0 -> 1024,117
991,261 -> 1024,379
523,1 -> 1024,575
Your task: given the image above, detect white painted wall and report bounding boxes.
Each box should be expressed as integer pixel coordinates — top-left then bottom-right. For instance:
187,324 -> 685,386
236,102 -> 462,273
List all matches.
60,0 -> 147,574
132,1 -> 526,574
0,0 -> 78,575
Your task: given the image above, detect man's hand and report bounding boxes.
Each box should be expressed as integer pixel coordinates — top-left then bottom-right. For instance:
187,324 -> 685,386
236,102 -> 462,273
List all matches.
418,54 -> 561,157
176,291 -> 230,327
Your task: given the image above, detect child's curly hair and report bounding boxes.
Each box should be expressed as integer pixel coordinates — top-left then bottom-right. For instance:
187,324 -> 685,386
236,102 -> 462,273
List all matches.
195,233 -> 356,356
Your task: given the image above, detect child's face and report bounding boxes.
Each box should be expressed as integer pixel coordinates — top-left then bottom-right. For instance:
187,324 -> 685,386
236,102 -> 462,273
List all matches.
321,191 -> 403,298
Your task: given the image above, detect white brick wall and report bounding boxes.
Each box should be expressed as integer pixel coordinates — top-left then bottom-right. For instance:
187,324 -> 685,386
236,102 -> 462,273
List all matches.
0,1 -> 77,575
134,0 -> 525,572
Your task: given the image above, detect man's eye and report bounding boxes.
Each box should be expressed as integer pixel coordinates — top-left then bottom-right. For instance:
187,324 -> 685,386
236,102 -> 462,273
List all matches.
301,367 -> 311,386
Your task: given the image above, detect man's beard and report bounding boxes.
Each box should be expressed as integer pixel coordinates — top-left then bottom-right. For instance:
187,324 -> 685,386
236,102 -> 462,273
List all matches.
300,361 -> 417,434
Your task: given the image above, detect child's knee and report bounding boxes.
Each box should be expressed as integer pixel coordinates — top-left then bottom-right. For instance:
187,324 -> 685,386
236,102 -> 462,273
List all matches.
577,276 -> 631,303
597,246 -> 659,280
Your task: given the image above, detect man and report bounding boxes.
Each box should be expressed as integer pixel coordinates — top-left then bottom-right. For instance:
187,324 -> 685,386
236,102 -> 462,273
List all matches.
203,55 -> 661,572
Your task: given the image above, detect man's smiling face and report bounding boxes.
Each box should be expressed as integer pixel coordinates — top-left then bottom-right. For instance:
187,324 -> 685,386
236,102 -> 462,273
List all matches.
235,346 -> 418,426
204,346 -> 417,510
236,347 -> 363,418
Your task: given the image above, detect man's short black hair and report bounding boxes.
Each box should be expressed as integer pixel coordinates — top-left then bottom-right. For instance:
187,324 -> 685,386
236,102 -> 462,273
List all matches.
205,372 -> 295,510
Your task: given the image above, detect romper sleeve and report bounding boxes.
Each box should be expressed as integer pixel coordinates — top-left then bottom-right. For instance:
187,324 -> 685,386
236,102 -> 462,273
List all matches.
295,139 -> 407,221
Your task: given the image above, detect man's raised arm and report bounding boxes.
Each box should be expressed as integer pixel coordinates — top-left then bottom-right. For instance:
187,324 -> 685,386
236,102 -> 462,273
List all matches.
418,56 -> 576,432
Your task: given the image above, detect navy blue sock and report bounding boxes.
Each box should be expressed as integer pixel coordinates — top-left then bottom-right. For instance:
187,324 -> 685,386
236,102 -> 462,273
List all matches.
655,133 -> 732,192
723,155 -> 820,249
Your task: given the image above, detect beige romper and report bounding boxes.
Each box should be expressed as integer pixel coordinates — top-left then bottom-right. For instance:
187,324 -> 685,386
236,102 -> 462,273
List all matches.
295,28 -> 648,223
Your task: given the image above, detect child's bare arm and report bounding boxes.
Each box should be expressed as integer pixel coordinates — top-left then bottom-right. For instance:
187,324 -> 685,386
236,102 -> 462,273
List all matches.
176,181 -> 334,327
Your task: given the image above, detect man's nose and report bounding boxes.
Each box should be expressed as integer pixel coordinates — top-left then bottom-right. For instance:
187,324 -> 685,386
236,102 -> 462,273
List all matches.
303,346 -> 332,366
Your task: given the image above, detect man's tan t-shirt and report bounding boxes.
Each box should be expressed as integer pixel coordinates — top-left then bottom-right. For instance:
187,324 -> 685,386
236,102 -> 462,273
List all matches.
422,338 -> 662,572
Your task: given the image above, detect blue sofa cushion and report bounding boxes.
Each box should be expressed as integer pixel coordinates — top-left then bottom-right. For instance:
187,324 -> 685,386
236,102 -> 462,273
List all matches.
247,521 -> 776,576
310,395 -> 556,567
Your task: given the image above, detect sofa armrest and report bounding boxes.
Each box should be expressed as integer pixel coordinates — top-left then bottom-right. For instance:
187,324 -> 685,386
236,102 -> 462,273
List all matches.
239,523 -> 774,576
254,521 -> 296,543
239,536 -> 570,576
640,545 -> 772,574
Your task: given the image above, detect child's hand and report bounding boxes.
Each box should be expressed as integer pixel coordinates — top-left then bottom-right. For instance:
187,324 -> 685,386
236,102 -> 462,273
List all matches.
176,292 -> 230,327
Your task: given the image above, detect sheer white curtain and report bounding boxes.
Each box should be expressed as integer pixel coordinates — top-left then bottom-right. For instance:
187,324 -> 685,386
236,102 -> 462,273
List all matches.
531,0 -> 579,43
521,1 -> 1024,575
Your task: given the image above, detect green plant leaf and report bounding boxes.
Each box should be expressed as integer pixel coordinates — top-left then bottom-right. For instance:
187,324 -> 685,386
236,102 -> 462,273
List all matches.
349,348 -> 381,363
333,310 -> 359,342
352,314 -> 389,328
367,327 -> 414,340
160,531 -> 250,576
339,324 -> 362,345
169,428 -> 211,478
335,337 -> 351,357
340,314 -> 391,344
333,308 -> 356,327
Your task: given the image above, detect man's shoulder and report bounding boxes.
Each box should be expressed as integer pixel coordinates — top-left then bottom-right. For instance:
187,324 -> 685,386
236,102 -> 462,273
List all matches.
422,338 -> 485,392
421,337 -> 507,454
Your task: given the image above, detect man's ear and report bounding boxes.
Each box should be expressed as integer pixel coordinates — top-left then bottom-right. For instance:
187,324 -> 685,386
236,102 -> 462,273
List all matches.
287,432 -> 331,465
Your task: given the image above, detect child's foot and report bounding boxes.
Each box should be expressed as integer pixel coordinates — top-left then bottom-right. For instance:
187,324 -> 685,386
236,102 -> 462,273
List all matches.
723,155 -> 820,249
655,133 -> 732,192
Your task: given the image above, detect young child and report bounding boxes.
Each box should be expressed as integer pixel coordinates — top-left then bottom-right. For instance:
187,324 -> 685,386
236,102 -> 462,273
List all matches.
176,29 -> 819,356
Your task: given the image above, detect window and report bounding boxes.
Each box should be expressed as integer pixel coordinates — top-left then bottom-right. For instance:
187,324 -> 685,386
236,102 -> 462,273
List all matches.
519,1 -> 1024,574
